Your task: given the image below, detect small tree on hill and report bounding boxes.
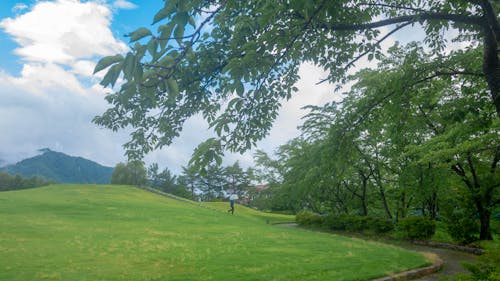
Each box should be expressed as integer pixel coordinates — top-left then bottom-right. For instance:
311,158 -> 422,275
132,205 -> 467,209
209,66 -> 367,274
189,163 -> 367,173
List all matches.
111,161 -> 147,186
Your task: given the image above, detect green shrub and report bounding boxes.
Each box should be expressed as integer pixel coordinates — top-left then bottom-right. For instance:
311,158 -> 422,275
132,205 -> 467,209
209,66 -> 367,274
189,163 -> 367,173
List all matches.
454,249 -> 500,281
398,217 -> 436,240
322,215 -> 394,234
445,210 -> 479,244
345,216 -> 367,232
295,211 -> 323,226
323,214 -> 347,230
366,217 -> 394,233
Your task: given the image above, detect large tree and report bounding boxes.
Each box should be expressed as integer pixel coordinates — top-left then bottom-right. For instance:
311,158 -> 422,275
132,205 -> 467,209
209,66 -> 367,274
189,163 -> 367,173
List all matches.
94,0 -> 500,161
290,43 -> 499,239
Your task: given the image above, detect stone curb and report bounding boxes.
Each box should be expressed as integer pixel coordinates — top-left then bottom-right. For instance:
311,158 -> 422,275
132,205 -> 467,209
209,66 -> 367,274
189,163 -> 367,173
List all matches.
411,240 -> 483,255
372,256 -> 444,281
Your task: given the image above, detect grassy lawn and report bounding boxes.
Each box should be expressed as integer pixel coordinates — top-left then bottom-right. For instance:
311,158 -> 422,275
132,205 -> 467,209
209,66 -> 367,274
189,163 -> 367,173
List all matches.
202,201 -> 295,224
0,185 -> 429,281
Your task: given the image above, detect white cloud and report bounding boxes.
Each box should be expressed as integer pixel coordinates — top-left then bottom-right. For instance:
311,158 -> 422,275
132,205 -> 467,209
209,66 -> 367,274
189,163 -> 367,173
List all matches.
112,0 -> 137,10
0,0 -> 128,65
12,3 -> 28,13
0,0 -> 131,167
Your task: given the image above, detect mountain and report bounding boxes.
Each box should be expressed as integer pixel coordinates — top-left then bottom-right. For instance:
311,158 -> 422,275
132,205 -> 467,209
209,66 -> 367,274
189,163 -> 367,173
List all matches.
1,148 -> 113,184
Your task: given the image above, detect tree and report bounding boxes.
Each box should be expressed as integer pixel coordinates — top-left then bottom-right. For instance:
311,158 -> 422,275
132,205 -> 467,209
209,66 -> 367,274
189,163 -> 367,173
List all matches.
295,43 -> 499,239
223,161 -> 250,196
111,161 -> 147,186
178,164 -> 199,200
94,0 -> 500,161
147,164 -> 186,196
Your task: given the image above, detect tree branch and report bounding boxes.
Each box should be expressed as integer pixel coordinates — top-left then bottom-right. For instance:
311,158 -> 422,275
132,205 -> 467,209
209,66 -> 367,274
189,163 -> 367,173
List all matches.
356,2 -> 428,13
322,13 -> 483,31
317,21 -> 413,85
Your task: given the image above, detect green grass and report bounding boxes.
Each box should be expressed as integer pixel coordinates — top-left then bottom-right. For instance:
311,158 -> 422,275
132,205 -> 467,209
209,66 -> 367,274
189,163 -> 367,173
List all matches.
0,185 -> 430,281
202,202 -> 295,224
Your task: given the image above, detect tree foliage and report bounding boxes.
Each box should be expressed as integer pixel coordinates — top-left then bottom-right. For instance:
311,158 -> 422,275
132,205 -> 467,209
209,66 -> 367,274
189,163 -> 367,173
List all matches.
110,161 -> 147,186
94,0 -> 500,161
255,43 -> 499,240
0,172 -> 54,192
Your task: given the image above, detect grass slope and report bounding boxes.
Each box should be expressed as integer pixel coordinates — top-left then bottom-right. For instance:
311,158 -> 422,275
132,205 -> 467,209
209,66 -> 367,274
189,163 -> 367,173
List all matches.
0,185 -> 429,281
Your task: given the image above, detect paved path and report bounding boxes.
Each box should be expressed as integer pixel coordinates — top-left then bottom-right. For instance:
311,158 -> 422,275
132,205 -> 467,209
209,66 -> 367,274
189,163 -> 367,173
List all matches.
399,244 -> 477,281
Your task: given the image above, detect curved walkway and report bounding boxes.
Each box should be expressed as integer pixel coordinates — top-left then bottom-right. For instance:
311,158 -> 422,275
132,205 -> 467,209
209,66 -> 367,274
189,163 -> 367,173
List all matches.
398,244 -> 477,281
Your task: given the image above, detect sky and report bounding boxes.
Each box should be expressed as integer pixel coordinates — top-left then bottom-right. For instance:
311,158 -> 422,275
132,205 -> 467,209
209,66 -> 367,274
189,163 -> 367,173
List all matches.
0,0 -> 342,173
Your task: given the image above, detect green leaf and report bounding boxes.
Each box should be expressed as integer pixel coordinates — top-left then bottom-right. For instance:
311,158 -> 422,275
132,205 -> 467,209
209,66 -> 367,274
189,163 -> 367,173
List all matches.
128,28 -> 152,43
153,8 -> 169,25
174,24 -> 185,44
147,39 -> 158,58
93,54 -> 123,74
175,12 -> 189,27
166,78 -> 179,97
228,97 -> 241,109
134,65 -> 143,82
236,80 -> 244,96
100,63 -> 122,88
122,53 -> 136,80
188,16 -> 196,28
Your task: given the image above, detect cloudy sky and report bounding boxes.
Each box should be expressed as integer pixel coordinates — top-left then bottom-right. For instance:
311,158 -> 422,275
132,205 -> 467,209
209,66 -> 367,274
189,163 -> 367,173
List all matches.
0,0 -> 344,173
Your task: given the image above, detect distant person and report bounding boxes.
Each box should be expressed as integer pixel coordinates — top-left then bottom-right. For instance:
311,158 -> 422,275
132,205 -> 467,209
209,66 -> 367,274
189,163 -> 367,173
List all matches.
228,193 -> 238,215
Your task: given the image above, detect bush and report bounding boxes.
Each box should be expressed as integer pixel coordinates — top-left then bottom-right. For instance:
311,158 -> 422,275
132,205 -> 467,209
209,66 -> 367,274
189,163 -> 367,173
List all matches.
323,214 -> 347,230
398,217 -> 436,240
295,211 -> 323,226
366,217 -> 395,233
454,249 -> 500,281
322,215 -> 394,234
445,210 -> 479,244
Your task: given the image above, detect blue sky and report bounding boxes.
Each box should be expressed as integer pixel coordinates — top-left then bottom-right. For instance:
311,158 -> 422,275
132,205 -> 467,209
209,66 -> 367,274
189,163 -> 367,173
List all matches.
0,0 -> 339,172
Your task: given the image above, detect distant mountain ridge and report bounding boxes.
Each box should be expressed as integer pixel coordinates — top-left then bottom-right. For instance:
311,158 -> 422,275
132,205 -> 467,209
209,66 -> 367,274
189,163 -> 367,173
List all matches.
1,149 -> 113,184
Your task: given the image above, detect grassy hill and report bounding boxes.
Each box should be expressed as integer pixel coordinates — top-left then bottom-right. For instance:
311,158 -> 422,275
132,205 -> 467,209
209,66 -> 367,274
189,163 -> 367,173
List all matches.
0,185 -> 430,281
1,149 -> 113,184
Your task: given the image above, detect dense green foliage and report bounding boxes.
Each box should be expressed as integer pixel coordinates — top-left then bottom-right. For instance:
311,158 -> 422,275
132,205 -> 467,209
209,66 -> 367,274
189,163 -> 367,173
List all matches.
94,0 -> 499,162
397,217 -> 437,240
0,172 -> 54,191
1,149 -> 113,184
175,161 -> 252,201
147,163 -> 191,198
110,161 -> 147,186
455,249 -> 500,281
444,209 -> 480,244
296,212 -> 394,234
0,185 -> 429,281
254,42 -> 499,240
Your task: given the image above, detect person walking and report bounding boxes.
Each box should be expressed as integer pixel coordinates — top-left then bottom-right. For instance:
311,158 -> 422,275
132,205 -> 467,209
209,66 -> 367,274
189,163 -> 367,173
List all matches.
228,193 -> 238,215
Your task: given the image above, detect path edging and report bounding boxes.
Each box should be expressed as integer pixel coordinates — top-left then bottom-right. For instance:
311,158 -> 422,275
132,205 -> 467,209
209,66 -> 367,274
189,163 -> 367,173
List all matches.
411,240 -> 483,255
372,256 -> 444,281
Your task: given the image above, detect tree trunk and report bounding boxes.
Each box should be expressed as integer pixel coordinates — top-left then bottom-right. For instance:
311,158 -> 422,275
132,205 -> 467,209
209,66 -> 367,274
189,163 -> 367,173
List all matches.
479,208 -> 493,240
379,185 -> 393,220
480,1 -> 500,116
361,181 -> 368,216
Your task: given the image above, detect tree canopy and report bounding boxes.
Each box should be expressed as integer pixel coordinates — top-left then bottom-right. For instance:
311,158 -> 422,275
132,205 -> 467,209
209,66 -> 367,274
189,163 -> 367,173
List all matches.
94,0 -> 500,161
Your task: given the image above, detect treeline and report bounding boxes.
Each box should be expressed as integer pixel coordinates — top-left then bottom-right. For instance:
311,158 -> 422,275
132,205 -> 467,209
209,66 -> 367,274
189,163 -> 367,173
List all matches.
251,43 -> 499,242
110,160 -> 253,201
0,172 -> 55,191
